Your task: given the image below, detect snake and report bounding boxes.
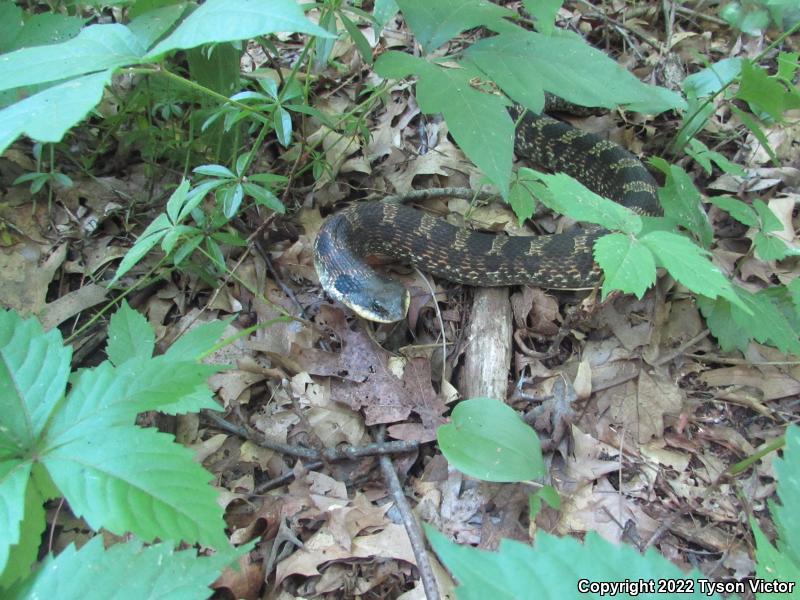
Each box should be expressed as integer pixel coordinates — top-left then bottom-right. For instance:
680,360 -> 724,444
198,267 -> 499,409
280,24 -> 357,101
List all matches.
313,105 -> 661,323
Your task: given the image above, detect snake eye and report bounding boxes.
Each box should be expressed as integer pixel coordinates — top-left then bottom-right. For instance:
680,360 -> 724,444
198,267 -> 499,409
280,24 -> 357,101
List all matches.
370,301 -> 388,319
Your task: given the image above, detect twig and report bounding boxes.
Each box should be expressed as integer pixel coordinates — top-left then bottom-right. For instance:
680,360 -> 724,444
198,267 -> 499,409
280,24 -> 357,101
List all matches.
252,460 -> 324,495
204,411 -> 420,461
650,328 -> 710,367
413,267 -> 448,383
377,427 -> 440,600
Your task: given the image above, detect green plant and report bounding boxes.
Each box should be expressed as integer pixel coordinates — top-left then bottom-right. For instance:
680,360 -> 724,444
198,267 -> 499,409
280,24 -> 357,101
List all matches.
450,426 -> 800,598
0,303 -> 248,593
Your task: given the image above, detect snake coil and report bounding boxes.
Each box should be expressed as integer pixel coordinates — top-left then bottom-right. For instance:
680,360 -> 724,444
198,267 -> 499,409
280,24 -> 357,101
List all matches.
314,106 -> 661,322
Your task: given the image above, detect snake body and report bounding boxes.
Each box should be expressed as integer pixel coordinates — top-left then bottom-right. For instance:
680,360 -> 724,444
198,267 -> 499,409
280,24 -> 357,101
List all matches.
314,106 -> 661,322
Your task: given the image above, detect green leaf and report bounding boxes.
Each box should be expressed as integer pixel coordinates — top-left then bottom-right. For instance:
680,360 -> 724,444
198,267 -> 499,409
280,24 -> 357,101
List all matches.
220,182 -> 244,218
106,301 -> 155,367
7,12 -> 86,52
682,57 -> 742,98
650,158 -> 713,248
438,398 -> 544,482
727,287 -> 800,355
164,179 -> 192,224
43,426 -> 229,549
164,318 -> 232,362
0,460 -> 32,575
697,295 -> 751,353
752,520 -> 799,591
127,3 -> 188,49
770,425 -> 800,568
376,53 -> 514,195
9,536 -> 248,599
789,278 -> 800,314
736,60 -> 789,121
0,463 -> 47,588
593,233 -> 656,300
340,13 -> 373,64
508,168 -> 539,224
523,0 -> 562,35
0,70 -> 114,154
395,0 -> 513,53
373,0 -> 399,29
466,30 -> 686,115
753,199 -> 783,232
531,171 -> 642,233
685,139 -> 745,175
424,525 -> 722,599
730,105 -> 778,164
273,106 -> 292,146
707,195 -> 758,227
0,24 -> 145,92
0,2 -> 24,54
754,233 -> 799,261
639,231 -> 745,311
0,311 -> 71,456
109,213 -> 172,284
243,182 -> 285,213
146,0 -> 334,59
193,164 -> 236,179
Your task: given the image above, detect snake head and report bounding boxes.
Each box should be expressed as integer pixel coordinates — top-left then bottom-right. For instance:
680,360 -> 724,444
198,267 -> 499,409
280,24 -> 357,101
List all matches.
334,272 -> 410,323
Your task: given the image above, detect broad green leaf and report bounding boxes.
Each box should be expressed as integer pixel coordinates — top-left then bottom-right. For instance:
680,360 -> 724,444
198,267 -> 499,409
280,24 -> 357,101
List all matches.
736,60 -> 790,120
708,195 -> 758,227
43,426 -> 229,549
731,105 -> 778,164
685,139 -> 745,175
0,463 -> 48,588
165,178 -> 192,224
770,425 -> 800,567
438,397 -> 543,482
147,0 -> 333,59
789,278 -> 800,314
273,106 -> 292,146
729,287 -> 800,355
508,168 -> 540,224
396,0 -> 513,53
106,301 -> 155,367
639,231 -> 745,311
650,158 -> 713,248
721,1 -> 771,34
0,2 -> 23,54
753,199 -> 783,232
373,0 -> 399,29
8,536 -> 247,599
683,58 -> 742,98
674,93 -> 716,152
0,70 -> 113,154
523,0 -> 562,35
594,233 -> 656,300
754,233 -> 799,261
6,12 -> 86,52
340,13 -> 373,65
752,521 -> 799,590
193,163 -> 235,179
376,53 -> 514,195
777,51 -> 799,82
243,182 -> 285,213
47,357 -> 220,447
127,3 -> 188,49
0,460 -> 32,575
466,30 -> 686,115
164,318 -> 232,361
697,295 -> 751,352
0,24 -> 145,92
532,171 -> 642,233
0,311 -> 71,455
425,525 -> 722,599
109,212 -> 172,284
220,182 -> 245,218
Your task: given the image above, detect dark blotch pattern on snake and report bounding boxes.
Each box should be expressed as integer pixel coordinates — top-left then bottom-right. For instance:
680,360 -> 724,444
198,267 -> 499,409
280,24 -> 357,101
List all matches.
313,106 -> 661,322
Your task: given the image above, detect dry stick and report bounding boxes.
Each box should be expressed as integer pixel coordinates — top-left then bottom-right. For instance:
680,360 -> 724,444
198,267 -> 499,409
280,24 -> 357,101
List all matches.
376,427 -> 440,600
205,411 -> 419,462
413,266 -> 448,384
252,460 -> 324,495
650,328 -> 710,367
